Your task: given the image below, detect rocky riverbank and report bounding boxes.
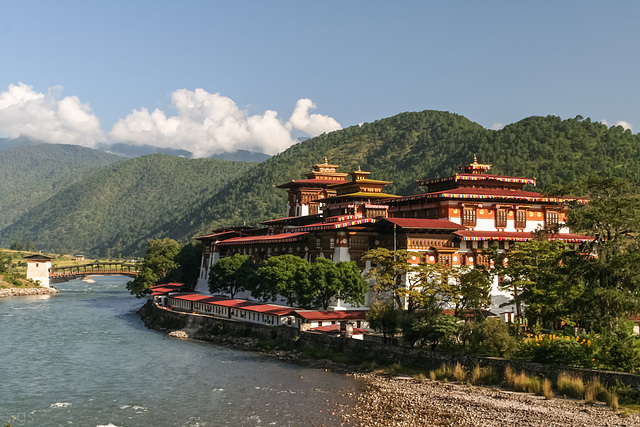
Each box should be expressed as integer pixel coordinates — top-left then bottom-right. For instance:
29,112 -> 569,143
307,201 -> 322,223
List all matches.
0,286 -> 58,297
139,303 -> 640,426
346,372 -> 640,426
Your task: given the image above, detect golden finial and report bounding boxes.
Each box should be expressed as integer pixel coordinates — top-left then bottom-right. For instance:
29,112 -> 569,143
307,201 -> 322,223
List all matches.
324,156 -> 328,164
357,165 -> 361,171
473,154 -> 478,163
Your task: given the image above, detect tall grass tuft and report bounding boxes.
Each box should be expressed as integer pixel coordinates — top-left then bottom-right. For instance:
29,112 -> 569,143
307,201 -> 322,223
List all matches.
470,365 -> 500,385
454,362 -> 466,382
557,371 -> 585,399
607,391 -> 619,410
429,370 -> 436,381
504,367 -> 542,394
543,379 -> 554,400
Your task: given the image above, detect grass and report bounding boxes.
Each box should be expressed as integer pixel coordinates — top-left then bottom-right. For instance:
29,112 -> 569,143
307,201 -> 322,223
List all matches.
504,367 -> 542,394
543,378 -> 554,399
557,372 -> 585,399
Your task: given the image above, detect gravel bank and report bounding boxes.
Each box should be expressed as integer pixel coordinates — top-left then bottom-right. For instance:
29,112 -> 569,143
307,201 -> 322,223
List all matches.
0,286 -> 59,297
346,372 -> 640,426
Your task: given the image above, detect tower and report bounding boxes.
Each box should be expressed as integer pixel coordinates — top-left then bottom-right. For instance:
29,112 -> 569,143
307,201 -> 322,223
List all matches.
25,254 -> 54,288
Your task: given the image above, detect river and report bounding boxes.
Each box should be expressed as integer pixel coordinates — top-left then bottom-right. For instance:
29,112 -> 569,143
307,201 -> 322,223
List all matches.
0,276 -> 359,426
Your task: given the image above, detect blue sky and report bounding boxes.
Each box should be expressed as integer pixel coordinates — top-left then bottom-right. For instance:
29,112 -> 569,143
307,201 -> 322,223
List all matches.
0,1 -> 638,156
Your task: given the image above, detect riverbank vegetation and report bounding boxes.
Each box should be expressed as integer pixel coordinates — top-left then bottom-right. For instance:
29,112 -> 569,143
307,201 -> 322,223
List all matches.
365,176 -> 640,374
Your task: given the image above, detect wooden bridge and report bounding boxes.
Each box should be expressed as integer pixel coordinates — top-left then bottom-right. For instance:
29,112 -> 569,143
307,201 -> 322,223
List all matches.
48,261 -> 139,283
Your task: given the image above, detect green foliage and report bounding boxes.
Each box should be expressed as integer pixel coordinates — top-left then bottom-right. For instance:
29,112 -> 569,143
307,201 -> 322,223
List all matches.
424,314 -> 459,350
471,318 -> 517,357
208,254 -> 257,298
367,299 -> 402,339
255,254 -> 310,306
126,238 -> 181,297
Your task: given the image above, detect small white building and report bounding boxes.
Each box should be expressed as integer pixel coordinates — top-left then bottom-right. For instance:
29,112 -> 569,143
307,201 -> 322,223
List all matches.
25,254 -> 54,288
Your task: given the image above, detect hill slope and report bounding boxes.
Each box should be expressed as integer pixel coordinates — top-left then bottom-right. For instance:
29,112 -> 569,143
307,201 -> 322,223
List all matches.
0,154 -> 256,256
0,143 -> 124,229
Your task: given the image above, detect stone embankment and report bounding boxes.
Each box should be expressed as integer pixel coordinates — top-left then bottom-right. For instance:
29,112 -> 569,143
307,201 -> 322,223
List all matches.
347,373 -> 640,426
0,287 -> 59,297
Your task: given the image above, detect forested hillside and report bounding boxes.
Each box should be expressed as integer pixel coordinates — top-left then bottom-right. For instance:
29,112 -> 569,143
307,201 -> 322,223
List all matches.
1,111 -> 638,256
190,112 -> 640,235
0,143 -> 123,229
0,155 -> 256,256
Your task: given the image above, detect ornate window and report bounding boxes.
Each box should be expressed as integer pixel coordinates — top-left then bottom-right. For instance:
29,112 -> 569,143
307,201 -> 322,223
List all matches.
462,206 -> 477,227
495,209 -> 507,228
545,211 -> 559,228
515,210 -> 527,229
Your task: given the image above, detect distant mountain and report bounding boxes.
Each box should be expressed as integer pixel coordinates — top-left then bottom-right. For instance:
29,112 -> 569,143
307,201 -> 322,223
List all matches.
1,111 -> 638,256
209,150 -> 271,162
0,136 -> 43,151
0,143 -> 123,230
98,142 -> 271,162
97,142 -> 193,158
0,154 -> 256,256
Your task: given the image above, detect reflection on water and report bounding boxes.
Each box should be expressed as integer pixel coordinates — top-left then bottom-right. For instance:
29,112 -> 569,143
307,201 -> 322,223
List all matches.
0,276 -> 358,426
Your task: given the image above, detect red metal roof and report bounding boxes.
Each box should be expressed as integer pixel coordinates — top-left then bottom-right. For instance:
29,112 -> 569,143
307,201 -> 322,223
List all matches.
381,218 -> 465,230
294,310 -> 367,320
170,294 -> 226,303
151,287 -> 178,296
454,230 -> 594,242
216,232 -> 309,246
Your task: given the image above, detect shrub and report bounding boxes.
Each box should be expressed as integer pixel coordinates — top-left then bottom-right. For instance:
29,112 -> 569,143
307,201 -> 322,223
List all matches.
471,318 -> 517,357
524,334 -> 591,367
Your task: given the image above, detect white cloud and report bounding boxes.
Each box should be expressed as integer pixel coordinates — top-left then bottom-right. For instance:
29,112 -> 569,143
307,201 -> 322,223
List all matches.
490,122 -> 504,130
615,120 -> 632,131
110,89 -> 341,157
0,82 -> 105,146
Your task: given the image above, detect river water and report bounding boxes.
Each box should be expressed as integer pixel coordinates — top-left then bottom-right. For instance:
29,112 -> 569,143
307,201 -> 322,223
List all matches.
0,276 -> 359,426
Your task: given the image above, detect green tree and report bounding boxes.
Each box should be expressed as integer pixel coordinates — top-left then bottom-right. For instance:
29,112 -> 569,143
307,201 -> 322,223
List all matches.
471,317 -> 517,357
367,299 -> 402,340
335,261 -> 369,308
255,254 -> 310,306
564,177 -> 640,332
362,248 -> 412,308
208,254 -> 257,298
126,238 -> 181,298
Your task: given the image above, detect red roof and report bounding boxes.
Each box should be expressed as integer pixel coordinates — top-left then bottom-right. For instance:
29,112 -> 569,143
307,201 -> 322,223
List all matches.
292,218 -> 377,232
387,188 -> 587,204
216,232 -> 309,246
151,287 -> 178,296
311,324 -> 368,334
294,310 -> 367,320
454,230 -> 594,242
381,218 -> 465,230
276,178 -> 349,188
205,299 -> 294,316
170,294 -> 224,303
